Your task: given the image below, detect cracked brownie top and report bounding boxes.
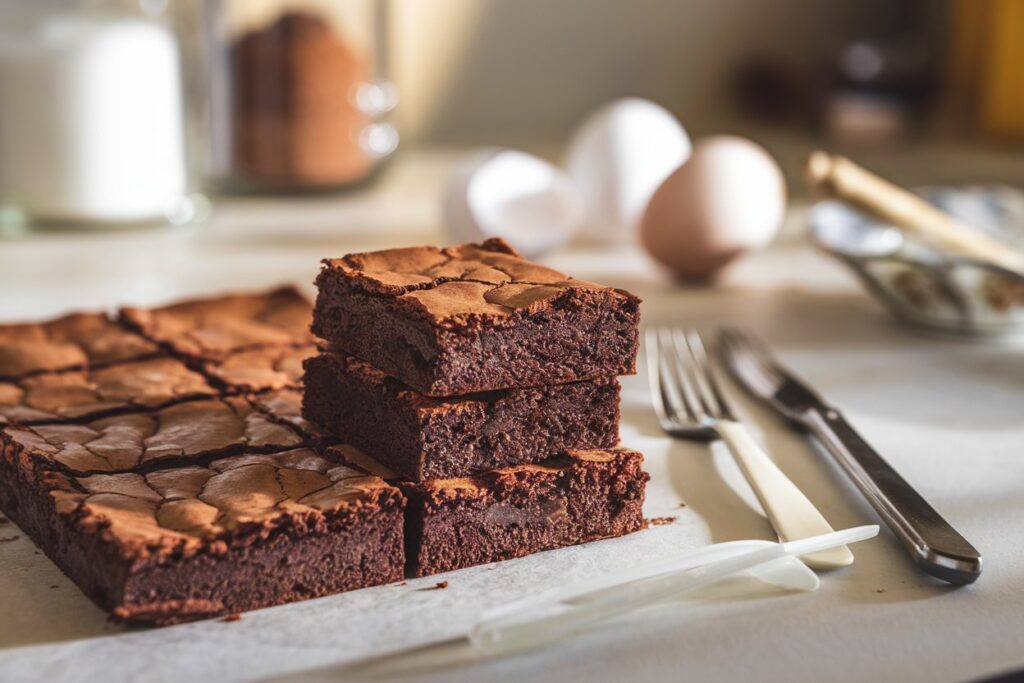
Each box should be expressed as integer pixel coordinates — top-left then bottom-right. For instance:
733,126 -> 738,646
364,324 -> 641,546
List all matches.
43,448 -> 402,560
317,238 -> 638,326
203,344 -> 316,393
0,312 -> 159,380
248,387 -> 333,447
0,356 -> 218,425
2,396 -> 303,475
120,286 -> 314,361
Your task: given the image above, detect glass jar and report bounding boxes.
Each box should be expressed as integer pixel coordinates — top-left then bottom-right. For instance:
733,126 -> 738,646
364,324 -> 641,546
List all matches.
0,0 -> 206,232
202,0 -> 398,193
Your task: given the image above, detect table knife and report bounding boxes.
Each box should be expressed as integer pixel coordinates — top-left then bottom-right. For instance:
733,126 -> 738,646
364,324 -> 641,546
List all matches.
718,328 -> 982,585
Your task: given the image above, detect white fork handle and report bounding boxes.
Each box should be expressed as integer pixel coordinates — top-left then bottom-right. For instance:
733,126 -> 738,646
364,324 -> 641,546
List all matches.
717,419 -> 854,569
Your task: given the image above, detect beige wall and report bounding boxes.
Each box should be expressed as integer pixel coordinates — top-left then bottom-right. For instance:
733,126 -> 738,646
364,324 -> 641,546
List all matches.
391,0 -> 901,145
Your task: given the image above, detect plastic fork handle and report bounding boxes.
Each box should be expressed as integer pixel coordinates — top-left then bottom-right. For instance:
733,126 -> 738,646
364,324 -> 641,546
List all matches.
470,544 -> 787,657
803,407 -> 982,585
717,420 -> 854,569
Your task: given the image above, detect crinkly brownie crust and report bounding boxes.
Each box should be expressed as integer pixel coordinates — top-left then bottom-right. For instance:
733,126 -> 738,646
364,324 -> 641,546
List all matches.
0,312 -> 159,380
0,357 -> 218,425
120,287 -> 314,361
2,396 -> 303,475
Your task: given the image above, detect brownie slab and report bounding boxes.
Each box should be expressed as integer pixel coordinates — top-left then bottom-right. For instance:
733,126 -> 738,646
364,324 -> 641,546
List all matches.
303,351 -> 620,480
0,357 -> 218,425
312,239 -> 640,396
120,286 -> 314,361
0,446 -> 405,624
249,388 -> 334,448
0,312 -> 158,380
1,396 -> 303,475
331,445 -> 648,577
203,344 -> 316,393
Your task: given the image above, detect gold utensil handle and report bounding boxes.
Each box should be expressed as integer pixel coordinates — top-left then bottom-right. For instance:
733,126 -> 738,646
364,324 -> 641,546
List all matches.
804,151 -> 1024,277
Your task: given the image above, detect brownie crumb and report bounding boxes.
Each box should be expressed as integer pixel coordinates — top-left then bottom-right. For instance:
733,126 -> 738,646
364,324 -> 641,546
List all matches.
678,502 -> 687,509
646,516 -> 676,526
418,580 -> 449,591
875,588 -> 887,594
221,613 -> 243,622
0,535 -> 19,543
0,517 -> 9,525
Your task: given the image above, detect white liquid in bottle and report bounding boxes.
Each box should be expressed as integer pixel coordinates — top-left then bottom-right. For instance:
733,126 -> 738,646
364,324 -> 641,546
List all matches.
0,14 -> 187,225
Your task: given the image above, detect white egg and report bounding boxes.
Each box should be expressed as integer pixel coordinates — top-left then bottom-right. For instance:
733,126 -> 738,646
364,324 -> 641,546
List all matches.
640,136 -> 787,280
443,148 -> 584,257
565,98 -> 692,243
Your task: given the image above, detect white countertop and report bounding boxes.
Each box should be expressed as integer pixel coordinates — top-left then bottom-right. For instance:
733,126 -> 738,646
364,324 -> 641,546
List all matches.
1,152 -> 1022,683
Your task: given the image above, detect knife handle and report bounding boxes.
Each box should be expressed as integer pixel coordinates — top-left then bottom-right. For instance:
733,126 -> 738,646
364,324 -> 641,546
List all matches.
803,407 -> 982,585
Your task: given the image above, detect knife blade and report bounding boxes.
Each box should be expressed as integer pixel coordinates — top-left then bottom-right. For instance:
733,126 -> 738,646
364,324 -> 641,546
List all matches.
718,328 -> 982,586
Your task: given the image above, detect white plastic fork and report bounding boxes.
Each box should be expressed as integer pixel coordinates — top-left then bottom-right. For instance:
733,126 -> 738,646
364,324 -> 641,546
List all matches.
469,525 -> 879,657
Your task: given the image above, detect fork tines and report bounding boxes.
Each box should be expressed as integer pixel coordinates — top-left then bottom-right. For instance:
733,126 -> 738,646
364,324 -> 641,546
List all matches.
645,327 -> 735,439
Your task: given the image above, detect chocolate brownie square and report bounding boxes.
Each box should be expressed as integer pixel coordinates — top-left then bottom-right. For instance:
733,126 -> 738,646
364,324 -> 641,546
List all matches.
120,287 -> 314,361
203,344 -> 316,393
0,313 -> 158,380
1,396 -> 303,475
0,446 -> 405,624
330,445 -> 648,577
0,357 -> 218,425
303,351 -> 620,480
312,239 -> 640,396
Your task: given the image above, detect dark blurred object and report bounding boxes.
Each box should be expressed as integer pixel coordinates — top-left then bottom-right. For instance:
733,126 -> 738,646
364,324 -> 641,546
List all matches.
733,58 -> 811,124
823,35 -> 938,145
204,1 -> 397,193
731,1 -> 941,145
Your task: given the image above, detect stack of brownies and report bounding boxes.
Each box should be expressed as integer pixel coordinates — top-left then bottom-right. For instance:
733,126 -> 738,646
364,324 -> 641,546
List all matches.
0,239 -> 646,626
303,238 -> 648,576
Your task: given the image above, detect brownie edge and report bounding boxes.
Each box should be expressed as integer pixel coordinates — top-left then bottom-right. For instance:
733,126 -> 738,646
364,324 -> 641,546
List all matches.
302,351 -> 621,480
386,447 -> 648,577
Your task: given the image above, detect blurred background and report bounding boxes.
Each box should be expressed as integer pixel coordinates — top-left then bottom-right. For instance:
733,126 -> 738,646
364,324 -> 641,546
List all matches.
396,0 -> 1024,180
0,0 -> 1023,285
397,0 -> 1024,192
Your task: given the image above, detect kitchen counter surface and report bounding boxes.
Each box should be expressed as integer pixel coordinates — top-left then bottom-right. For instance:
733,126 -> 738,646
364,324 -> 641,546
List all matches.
1,151 -> 1022,683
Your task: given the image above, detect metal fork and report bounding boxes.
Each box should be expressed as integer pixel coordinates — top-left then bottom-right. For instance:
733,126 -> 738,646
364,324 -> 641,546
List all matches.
646,327 -> 854,569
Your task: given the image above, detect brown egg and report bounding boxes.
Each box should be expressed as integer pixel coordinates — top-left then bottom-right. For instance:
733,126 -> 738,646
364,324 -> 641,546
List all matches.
640,136 -> 787,281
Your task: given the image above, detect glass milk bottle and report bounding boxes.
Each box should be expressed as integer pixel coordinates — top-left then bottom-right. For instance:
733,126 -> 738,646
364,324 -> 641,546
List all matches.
0,0 -> 205,232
